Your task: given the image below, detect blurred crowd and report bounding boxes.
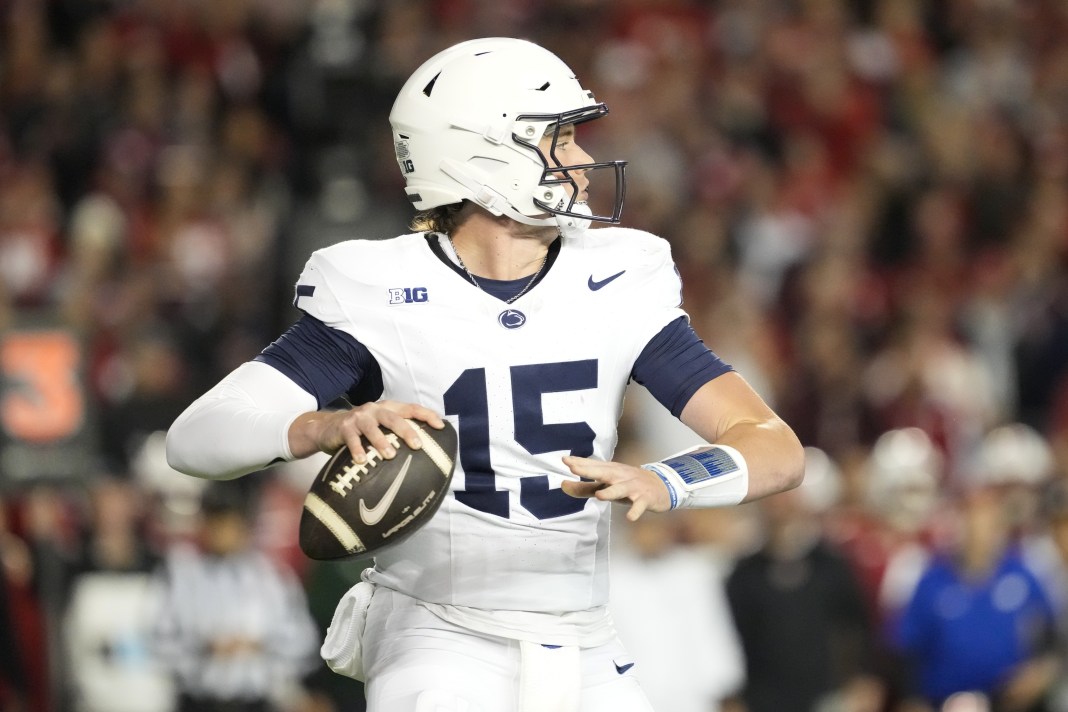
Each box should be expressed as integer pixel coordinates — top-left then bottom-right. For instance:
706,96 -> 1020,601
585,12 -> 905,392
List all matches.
2,0 -> 1068,711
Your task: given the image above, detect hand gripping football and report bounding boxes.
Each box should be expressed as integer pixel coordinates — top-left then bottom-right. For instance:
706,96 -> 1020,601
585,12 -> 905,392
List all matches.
299,419 -> 457,561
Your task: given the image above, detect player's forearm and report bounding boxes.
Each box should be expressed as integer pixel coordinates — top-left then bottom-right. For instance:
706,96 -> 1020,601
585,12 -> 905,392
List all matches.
712,417 -> 805,502
676,373 -> 805,503
166,362 -> 315,479
637,418 -> 802,510
167,397 -> 297,480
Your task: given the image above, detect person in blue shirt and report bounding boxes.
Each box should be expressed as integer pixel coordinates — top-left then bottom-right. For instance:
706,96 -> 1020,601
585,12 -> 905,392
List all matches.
892,478 -> 1056,709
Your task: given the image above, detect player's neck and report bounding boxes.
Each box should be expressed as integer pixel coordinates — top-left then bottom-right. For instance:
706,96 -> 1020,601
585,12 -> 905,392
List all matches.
449,213 -> 556,281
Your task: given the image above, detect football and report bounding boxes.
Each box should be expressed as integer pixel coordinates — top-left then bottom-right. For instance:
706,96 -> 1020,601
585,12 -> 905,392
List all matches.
299,419 -> 457,561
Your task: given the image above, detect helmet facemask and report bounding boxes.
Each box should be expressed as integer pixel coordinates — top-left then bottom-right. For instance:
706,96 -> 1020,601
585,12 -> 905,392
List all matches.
513,107 -> 627,230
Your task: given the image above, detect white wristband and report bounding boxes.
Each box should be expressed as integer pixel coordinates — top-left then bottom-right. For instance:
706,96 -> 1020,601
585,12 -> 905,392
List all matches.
641,444 -> 749,509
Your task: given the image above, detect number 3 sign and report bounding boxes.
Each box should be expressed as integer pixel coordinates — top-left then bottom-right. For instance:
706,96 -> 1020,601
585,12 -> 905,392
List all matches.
0,325 -> 95,486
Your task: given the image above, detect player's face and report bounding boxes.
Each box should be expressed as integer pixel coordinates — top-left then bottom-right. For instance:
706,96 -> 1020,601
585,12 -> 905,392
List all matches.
539,125 -> 592,200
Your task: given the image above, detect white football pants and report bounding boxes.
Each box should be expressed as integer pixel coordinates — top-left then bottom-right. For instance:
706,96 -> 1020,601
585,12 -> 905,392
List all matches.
361,587 -> 655,712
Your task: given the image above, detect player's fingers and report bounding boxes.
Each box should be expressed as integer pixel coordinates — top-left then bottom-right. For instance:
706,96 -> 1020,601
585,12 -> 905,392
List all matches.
406,404 -> 446,430
345,412 -> 397,460
377,411 -> 424,453
343,432 -> 369,464
561,479 -> 603,499
561,456 -> 614,482
376,402 -> 444,447
626,499 -> 649,521
593,482 -> 632,503
336,416 -> 373,463
366,425 -> 399,459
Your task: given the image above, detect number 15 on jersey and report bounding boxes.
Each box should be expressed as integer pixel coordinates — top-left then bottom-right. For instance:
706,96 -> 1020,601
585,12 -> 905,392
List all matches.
444,359 -> 598,521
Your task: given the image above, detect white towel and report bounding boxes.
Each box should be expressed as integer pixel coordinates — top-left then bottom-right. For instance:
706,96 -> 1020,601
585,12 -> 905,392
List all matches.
518,640 -> 581,712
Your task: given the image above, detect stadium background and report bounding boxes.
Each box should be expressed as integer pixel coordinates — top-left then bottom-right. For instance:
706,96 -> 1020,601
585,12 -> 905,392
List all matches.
1,0 -> 1068,711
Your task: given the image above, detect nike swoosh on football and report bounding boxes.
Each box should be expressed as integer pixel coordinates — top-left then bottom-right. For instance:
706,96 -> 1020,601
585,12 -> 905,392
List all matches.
359,454 -> 413,526
588,270 -> 626,291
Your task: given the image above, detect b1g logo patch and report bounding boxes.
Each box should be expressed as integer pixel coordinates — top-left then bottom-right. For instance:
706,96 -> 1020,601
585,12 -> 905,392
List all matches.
388,287 -> 428,304
395,137 -> 415,174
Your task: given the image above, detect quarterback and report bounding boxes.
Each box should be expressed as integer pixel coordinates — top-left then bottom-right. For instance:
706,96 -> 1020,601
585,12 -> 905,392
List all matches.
167,37 -> 804,712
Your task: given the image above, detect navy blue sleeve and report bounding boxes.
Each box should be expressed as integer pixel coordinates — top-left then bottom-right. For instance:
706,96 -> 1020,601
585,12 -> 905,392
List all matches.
254,314 -> 383,409
632,316 -> 733,417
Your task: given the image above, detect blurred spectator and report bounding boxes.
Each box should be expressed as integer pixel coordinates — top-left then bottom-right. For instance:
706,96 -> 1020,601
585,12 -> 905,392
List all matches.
152,482 -> 319,712
0,575 -> 27,712
63,477 -> 171,712
1040,480 -> 1068,712
725,447 -> 881,712
890,469 -> 1056,710
861,293 -> 999,479
0,497 -> 29,712
776,292 -> 880,457
966,424 -> 1058,581
833,428 -> 945,711
15,486 -> 80,712
98,329 -> 194,477
129,430 -> 208,545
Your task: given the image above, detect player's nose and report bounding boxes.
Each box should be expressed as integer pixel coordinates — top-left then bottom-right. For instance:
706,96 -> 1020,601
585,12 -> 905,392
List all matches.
572,142 -> 595,168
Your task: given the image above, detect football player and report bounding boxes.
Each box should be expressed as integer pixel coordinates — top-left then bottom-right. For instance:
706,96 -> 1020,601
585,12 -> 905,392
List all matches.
166,37 -> 804,712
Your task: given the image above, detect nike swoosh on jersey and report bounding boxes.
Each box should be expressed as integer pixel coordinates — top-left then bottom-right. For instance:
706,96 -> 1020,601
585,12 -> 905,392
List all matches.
359,454 -> 412,526
614,661 -> 635,675
588,270 -> 626,291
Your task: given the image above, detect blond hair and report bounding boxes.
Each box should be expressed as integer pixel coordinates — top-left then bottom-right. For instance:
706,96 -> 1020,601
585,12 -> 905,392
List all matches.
409,201 -> 471,234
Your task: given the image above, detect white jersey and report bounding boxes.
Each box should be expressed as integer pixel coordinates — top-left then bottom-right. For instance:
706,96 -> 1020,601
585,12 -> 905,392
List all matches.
294,228 -> 684,613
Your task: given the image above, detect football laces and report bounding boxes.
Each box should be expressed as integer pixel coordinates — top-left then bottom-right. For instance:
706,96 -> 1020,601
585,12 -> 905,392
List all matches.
329,432 -> 402,497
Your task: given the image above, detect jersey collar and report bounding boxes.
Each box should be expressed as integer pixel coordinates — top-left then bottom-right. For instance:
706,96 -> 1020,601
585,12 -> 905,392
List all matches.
423,232 -> 562,301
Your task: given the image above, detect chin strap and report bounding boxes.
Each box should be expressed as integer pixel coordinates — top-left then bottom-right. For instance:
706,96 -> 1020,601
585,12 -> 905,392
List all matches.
438,159 -> 518,218
438,157 -> 594,235
556,201 -> 592,239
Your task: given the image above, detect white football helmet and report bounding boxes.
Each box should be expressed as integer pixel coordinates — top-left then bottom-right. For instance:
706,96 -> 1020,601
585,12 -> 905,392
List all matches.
972,423 -> 1054,487
389,38 -> 626,234
865,428 -> 942,532
798,446 -> 843,514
